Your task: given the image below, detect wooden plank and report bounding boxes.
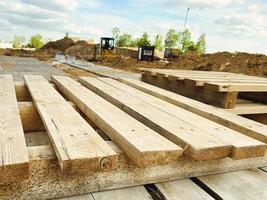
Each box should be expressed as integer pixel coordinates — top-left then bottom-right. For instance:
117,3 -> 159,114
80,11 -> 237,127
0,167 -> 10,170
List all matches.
18,101 -> 45,132
118,78 -> 267,144
57,194 -> 94,200
156,179 -> 212,200
24,75 -> 117,174
0,74 -> 29,183
96,78 -> 266,160
14,82 -> 32,101
205,82 -> 267,92
52,76 -> 182,167
227,102 -> 267,115
18,101 -> 77,132
141,72 -> 239,109
92,186 -> 152,200
79,77 -> 254,161
198,169 -> 267,200
2,140 -> 267,200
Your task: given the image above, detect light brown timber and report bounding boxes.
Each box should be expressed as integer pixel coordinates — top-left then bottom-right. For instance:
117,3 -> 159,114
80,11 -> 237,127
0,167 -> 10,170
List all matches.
24,75 -> 117,174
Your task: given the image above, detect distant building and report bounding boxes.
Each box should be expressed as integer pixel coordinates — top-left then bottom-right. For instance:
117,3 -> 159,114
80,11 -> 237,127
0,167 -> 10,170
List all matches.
0,42 -> 12,49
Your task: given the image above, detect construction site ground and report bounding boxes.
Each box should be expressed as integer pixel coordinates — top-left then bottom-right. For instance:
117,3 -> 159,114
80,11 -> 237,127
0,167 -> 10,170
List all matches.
1,54 -> 267,200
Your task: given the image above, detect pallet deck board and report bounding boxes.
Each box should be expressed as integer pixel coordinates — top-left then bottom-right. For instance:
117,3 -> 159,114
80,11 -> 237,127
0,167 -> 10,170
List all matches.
199,169 -> 267,200
52,76 -> 182,167
141,69 -> 267,108
78,77 -> 265,161
24,75 -> 118,174
92,186 -> 152,200
2,131 -> 267,199
0,74 -> 29,183
95,78 -> 266,160
120,78 -> 267,144
155,179 -> 213,200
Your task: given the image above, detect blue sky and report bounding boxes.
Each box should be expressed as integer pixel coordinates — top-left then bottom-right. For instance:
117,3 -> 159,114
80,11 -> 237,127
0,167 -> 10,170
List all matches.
1,0 -> 267,53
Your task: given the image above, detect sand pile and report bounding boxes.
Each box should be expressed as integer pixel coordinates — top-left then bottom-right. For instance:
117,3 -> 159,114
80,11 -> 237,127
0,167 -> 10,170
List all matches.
64,42 -> 97,60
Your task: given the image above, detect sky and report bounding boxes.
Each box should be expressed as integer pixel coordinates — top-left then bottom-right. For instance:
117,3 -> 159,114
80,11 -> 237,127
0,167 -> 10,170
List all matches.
0,0 -> 267,53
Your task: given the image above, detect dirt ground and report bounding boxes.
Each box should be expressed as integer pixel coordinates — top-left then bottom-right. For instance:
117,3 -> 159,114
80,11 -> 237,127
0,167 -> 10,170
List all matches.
92,52 -> 267,77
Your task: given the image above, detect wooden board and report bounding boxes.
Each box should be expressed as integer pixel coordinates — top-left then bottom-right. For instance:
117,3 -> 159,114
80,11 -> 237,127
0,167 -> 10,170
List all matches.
92,186 -> 152,200
24,75 -> 117,174
97,78 -> 266,159
2,136 -> 267,199
52,76 -> 182,167
119,78 -> 267,144
78,77 -> 266,161
227,101 -> 267,115
58,186 -> 152,200
0,74 -> 29,183
155,179 -> 212,200
18,101 -> 77,132
199,169 -> 267,200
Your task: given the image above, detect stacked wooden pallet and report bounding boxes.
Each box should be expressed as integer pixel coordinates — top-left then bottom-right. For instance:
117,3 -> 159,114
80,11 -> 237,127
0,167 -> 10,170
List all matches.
1,74 -> 267,199
141,69 -> 267,109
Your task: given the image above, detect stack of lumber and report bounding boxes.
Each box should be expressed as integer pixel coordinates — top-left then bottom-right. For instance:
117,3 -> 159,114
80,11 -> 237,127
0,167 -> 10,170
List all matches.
1,74 -> 267,199
141,69 -> 267,109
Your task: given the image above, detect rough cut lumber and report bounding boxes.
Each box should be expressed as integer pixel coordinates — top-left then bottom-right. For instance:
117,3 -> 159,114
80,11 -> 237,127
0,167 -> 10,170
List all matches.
79,77 -> 232,161
119,78 -> 267,144
18,101 -> 77,132
141,71 -> 238,108
24,75 -> 117,174
227,101 -> 267,115
0,74 -> 29,183
79,77 -> 265,161
204,82 -> 267,92
199,169 -> 267,200
155,179 -> 212,200
52,76 -> 182,167
94,77 -> 266,159
1,134 -> 267,200
18,101 -> 45,132
56,186 -> 152,200
92,186 -> 152,200
14,81 -> 32,101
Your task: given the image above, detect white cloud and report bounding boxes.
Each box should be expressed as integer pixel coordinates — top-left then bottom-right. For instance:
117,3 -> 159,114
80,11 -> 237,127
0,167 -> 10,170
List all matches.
165,0 -> 232,8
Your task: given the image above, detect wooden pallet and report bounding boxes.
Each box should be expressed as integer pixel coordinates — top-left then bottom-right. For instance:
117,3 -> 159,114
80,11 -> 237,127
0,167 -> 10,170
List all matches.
141,69 -> 267,109
1,74 -> 267,199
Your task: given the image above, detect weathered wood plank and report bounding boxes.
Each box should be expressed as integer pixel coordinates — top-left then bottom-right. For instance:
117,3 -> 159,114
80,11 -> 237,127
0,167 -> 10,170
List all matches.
52,76 -> 182,167
119,78 -> 267,144
97,78 -> 266,160
92,186 -> 152,200
24,75 -> 117,174
156,179 -> 212,200
18,101 -> 77,132
205,82 -> 267,92
1,136 -> 267,199
141,72 -> 239,108
0,74 -> 29,183
199,169 -> 267,200
79,77 -> 239,161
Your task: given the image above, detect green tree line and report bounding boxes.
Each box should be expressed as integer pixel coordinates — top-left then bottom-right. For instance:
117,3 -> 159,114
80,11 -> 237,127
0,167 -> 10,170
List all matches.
112,27 -> 206,54
12,34 -> 44,49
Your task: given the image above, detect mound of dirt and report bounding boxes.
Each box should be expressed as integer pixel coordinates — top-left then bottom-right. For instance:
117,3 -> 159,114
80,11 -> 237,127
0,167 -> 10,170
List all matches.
41,37 -> 75,52
64,43 -> 97,60
93,51 -> 267,77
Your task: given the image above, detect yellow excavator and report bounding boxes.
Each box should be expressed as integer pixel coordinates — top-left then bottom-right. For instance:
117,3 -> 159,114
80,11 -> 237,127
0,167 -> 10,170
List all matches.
99,37 -> 116,56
